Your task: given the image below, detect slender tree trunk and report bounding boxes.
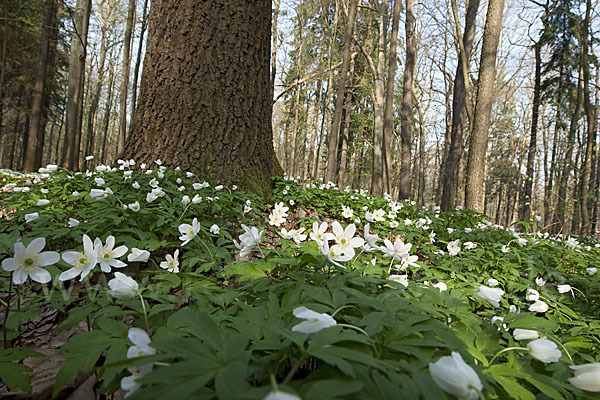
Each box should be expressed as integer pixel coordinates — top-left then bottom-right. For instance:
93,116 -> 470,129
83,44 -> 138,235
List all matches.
23,0 -> 57,171
579,0 -> 595,235
556,64 -> 583,231
464,0 -> 505,211
325,0 -> 358,183
307,80 -> 322,177
0,12 -> 8,166
441,0 -> 480,211
84,28 -> 108,160
62,0 -> 91,170
383,0 -> 402,194
519,41 -> 541,224
289,29 -> 304,177
117,0 -> 136,154
398,0 -> 416,200
271,0 -> 281,94
101,62 -> 116,164
337,53 -> 356,189
130,0 -> 149,133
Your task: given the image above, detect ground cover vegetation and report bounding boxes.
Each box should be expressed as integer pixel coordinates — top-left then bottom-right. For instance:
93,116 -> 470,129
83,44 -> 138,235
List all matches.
0,162 -> 599,399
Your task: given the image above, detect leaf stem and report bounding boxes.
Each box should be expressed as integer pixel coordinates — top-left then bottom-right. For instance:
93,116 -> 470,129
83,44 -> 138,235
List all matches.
489,346 -> 528,364
138,291 -> 149,333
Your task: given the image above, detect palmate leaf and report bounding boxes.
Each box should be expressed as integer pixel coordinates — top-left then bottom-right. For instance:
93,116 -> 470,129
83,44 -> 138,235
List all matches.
0,348 -> 42,394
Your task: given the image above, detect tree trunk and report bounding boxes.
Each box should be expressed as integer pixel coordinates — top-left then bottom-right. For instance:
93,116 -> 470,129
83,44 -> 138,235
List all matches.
121,0 -> 281,196
579,0 -> 595,235
398,0 -> 416,200
130,0 -> 149,132
383,0 -> 401,194
519,41 -> 541,224
464,0 -> 505,211
61,0 -> 91,170
23,0 -> 57,171
337,53 -> 356,189
101,61 -> 116,164
271,0 -> 281,94
84,27 -> 108,160
325,0 -> 358,184
117,0 -> 136,154
555,64 -> 583,232
306,79 -> 322,178
441,0 -> 480,211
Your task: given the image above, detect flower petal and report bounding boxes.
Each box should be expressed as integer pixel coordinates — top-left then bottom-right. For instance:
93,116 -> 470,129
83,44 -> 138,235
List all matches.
1,258 -> 18,272
26,237 -> 46,254
29,268 -> 51,283
38,251 -> 60,266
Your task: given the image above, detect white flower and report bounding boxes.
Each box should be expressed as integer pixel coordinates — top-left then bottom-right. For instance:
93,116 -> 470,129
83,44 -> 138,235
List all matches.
535,277 -> 546,286
178,218 -> 200,246
108,272 -> 139,298
243,204 -> 252,213
428,231 -> 436,243
326,221 -> 364,259
464,228 -> 472,233
268,213 -> 285,227
501,245 -> 510,253
94,177 -> 105,186
98,236 -> 128,272
586,267 -> 597,276
290,228 -> 307,244
404,218 -> 413,226
526,289 -> 540,301
365,211 -> 375,223
433,282 -> 447,291
59,235 -> 101,281
72,191 -> 80,197
291,306 -> 336,334
68,218 -> 80,228
37,199 -> 50,206
85,155 -> 94,161
342,206 -> 353,219
565,236 -> 580,248
181,195 -> 190,205
132,181 -> 140,190
310,222 -> 329,242
447,228 -> 455,234
487,278 -> 499,287
25,212 -> 39,223
40,188 -> 49,194
160,250 -> 180,273
477,285 -> 504,307
447,240 -> 461,256
233,225 -> 264,257
513,329 -> 539,341
363,223 -> 379,248
90,188 -> 108,199
371,209 -> 385,221
569,363 -> 600,392
210,224 -> 220,235
527,337 -> 561,363
389,220 -> 399,228
273,202 -> 289,217
429,352 -> 483,400
517,237 -> 528,246
388,274 -> 409,287
264,391 -> 302,400
1,238 -> 59,284
557,284 -> 572,294
128,248 -> 150,262
529,300 -> 549,313
381,238 -> 412,261
464,241 -> 477,250
128,201 -> 140,212
316,238 -> 351,269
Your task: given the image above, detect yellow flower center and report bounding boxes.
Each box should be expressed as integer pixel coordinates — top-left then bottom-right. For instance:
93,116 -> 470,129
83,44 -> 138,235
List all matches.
21,255 -> 40,272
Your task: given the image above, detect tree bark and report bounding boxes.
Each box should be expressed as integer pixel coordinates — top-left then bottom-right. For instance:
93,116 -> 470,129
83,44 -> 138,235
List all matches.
383,0 -> 401,194
130,0 -> 149,129
23,0 -> 57,171
121,0 -> 281,196
325,0 -> 358,184
398,0 -> 416,200
61,0 -> 91,170
579,0 -> 595,235
464,0 -> 505,211
337,53 -> 356,188
117,0 -> 136,154
519,41 -> 541,224
441,0 -> 480,211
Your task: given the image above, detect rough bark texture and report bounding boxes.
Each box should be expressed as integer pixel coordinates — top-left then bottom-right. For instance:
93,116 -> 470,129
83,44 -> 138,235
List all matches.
130,0 -> 149,129
398,0 -> 416,200
383,0 -> 401,194
337,53 -> 355,189
464,0 -> 505,211
519,41 -> 541,224
61,0 -> 91,170
117,0 -> 136,154
440,0 -> 479,211
325,0 -> 358,184
23,0 -> 56,171
121,0 -> 281,197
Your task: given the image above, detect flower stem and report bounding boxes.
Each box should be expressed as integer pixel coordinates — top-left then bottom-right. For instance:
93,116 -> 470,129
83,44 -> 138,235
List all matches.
489,346 -> 528,364
337,323 -> 370,338
138,292 -> 149,333
269,374 -> 279,391
3,276 -> 13,349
